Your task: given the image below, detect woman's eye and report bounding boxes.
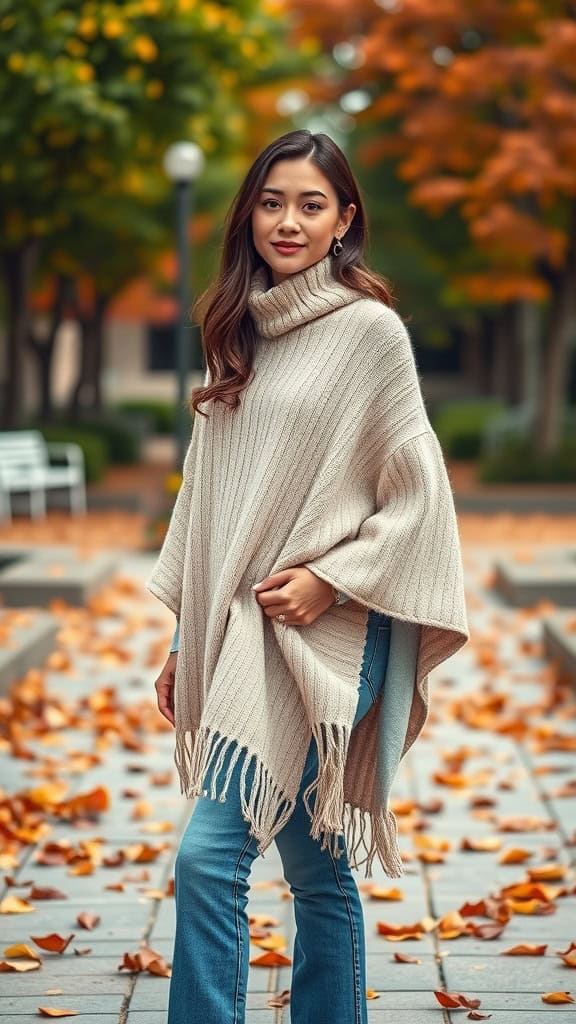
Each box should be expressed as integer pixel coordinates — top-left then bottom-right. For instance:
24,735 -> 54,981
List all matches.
261,200 -> 322,212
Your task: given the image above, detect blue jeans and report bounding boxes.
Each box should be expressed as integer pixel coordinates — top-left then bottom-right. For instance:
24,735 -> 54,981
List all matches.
168,609 -> 392,1024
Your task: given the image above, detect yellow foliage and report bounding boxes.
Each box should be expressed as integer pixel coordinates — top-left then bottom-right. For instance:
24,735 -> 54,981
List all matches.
102,18 -> 125,38
7,53 -> 25,72
132,35 -> 158,61
76,63 -> 95,82
77,17 -> 98,38
146,80 -> 164,98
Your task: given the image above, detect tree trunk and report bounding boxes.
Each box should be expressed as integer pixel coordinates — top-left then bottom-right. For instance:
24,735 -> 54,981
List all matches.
534,203 -> 576,455
67,290 -> 110,417
27,273 -> 71,423
0,240 -> 40,429
490,302 -> 517,403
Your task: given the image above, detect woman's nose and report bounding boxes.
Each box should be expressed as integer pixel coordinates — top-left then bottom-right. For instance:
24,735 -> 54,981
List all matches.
278,207 -> 300,230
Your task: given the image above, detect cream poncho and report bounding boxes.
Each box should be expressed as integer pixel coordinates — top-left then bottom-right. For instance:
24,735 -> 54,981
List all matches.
145,253 -> 469,878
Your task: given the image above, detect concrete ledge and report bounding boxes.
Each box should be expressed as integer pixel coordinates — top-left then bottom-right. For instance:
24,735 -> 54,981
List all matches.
0,609 -> 59,692
493,549 -> 576,606
542,610 -> 576,686
0,549 -> 116,607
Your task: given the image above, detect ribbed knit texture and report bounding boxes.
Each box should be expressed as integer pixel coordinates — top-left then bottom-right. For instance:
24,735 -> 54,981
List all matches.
145,253 -> 469,878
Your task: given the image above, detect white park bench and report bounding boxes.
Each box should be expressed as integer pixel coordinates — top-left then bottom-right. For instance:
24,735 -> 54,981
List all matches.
0,430 -> 87,522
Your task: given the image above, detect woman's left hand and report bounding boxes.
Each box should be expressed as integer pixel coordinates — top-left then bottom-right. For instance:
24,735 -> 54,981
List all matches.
252,567 -> 334,626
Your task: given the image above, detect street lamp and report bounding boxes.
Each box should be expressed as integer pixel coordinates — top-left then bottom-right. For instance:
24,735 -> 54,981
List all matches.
163,141 -> 205,471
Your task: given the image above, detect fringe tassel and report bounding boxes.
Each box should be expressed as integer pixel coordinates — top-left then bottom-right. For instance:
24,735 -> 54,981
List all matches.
174,726 -> 295,855
302,721 -> 350,849
175,724 -> 405,879
344,802 -> 405,879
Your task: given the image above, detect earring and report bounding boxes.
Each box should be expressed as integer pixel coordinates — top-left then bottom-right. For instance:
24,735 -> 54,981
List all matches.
332,237 -> 343,256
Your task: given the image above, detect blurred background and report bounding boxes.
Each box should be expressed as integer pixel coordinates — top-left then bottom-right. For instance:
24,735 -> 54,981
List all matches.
1,0 -> 575,548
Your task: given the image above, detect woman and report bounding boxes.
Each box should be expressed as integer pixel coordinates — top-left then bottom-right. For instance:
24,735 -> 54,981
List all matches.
147,129 -> 469,1024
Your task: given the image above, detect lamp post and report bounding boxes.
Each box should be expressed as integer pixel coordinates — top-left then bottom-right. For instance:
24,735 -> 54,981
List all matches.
162,141 -> 205,471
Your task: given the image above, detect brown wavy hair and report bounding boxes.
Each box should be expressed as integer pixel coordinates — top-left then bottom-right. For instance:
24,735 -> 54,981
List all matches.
190,129 -> 395,419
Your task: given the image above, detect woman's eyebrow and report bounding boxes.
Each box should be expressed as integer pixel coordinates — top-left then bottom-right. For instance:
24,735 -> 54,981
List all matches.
260,187 -> 328,199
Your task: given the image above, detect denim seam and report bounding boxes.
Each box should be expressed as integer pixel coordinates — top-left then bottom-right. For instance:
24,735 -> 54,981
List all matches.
232,834 -> 253,1024
328,845 -> 364,1024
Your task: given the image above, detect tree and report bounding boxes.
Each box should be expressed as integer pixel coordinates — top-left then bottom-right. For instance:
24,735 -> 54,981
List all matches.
0,0 -> 286,425
289,0 -> 576,453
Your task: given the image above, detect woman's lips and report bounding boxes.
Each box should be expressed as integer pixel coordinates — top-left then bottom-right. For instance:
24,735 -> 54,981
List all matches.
271,242 -> 304,253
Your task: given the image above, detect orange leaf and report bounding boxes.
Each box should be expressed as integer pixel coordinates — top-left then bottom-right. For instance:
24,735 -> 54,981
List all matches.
365,988 -> 380,999
541,992 -> 575,1003
501,944 -> 547,955
558,950 -> 576,968
249,950 -> 292,966
369,887 -> 403,901
3,944 -> 42,961
250,933 -> 288,952
527,864 -> 566,881
0,959 -> 41,971
38,1010 -> 80,1017
393,952 -> 422,963
268,990 -> 291,1007
377,921 -> 424,940
0,895 -> 35,914
507,898 -> 556,915
437,911 -> 473,939
147,957 -> 171,977
434,990 -> 482,1009
498,847 -> 532,864
76,913 -> 100,930
461,837 -> 502,852
29,887 -> 67,901
31,934 -> 75,954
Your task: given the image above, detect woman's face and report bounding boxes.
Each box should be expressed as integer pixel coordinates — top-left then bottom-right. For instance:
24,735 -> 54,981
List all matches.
251,157 -> 356,285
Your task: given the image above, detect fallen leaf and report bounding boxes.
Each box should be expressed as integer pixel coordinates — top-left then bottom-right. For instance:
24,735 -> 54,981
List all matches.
76,913 -> 100,930
31,934 -> 75,954
0,959 -> 41,971
37,1009 -> 80,1017
393,952 -> 421,963
541,991 -> 575,1003
369,887 -> 403,901
0,895 -> 35,914
3,944 -> 42,961
501,943 -> 547,956
527,864 -> 566,881
558,950 -> 576,968
28,887 -> 68,901
434,990 -> 482,1009
249,951 -> 292,966
498,847 -> 532,865
250,933 -> 288,952
365,988 -> 380,999
377,921 -> 425,940
267,990 -> 291,1007
460,837 -> 502,852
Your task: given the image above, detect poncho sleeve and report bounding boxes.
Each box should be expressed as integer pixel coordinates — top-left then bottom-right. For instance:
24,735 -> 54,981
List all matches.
302,309 -> 469,644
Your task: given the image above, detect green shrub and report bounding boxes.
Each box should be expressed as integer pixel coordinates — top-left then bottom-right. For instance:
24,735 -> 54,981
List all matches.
479,438 -> 576,483
39,427 -> 108,483
432,399 -> 506,459
74,416 -> 140,464
114,399 -> 178,435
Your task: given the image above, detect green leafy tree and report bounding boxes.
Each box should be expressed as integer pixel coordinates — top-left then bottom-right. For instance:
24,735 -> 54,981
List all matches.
0,0 -> 285,425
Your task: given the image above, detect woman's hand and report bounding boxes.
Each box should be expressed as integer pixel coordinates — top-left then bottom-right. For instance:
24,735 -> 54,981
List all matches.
154,651 -> 177,726
252,567 -> 335,626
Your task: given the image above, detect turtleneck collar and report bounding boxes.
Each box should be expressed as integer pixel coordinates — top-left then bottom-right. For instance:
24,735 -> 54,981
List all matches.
247,252 -> 363,339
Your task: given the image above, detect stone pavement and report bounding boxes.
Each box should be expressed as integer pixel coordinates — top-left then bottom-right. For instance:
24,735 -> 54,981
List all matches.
1,545 -> 575,1023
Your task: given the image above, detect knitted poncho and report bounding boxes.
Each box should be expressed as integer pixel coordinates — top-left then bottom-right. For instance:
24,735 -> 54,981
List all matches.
145,253 -> 469,878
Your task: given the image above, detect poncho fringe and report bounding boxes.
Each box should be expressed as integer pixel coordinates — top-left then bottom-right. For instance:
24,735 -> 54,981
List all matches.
173,721 -> 405,878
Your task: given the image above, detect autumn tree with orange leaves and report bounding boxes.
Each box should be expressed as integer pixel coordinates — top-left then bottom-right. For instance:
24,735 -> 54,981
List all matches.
289,0 -> 576,455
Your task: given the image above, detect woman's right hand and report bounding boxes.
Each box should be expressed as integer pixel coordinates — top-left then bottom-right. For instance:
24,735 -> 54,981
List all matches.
154,652 -> 177,727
